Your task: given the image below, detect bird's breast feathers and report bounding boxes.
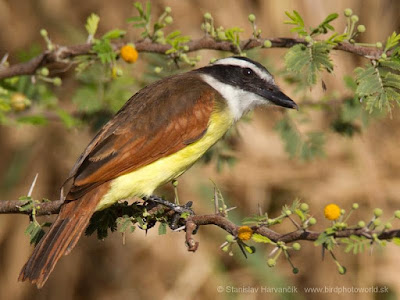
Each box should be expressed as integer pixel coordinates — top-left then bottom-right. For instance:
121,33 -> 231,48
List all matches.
97,102 -> 234,210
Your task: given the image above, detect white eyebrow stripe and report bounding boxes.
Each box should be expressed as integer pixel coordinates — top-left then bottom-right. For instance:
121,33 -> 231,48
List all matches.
213,57 -> 275,84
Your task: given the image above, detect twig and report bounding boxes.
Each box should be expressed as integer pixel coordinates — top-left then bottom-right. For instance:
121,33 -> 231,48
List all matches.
0,37 -> 383,80
0,200 -> 63,215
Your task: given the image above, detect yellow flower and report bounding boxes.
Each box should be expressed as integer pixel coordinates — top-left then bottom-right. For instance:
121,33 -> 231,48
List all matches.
324,204 -> 341,221
11,92 -> 31,111
238,226 -> 253,241
111,66 -> 118,78
120,44 -> 138,63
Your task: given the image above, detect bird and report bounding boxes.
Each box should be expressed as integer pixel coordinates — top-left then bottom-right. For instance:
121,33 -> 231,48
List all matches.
18,56 -> 297,288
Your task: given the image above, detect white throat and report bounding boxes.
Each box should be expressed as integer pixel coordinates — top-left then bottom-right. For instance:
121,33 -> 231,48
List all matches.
200,74 -> 268,121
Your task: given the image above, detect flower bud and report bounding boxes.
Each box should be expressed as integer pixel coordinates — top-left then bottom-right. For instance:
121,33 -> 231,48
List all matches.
357,25 -> 366,32
53,77 -> 62,86
204,12 -> 212,20
40,67 -> 49,76
165,16 -> 173,24
267,258 -> 276,267
373,208 -> 383,217
385,222 -> 392,229
344,8 -> 353,17
248,14 -> 256,22
40,29 -> 48,37
373,219 -> 381,226
263,40 -> 272,48
300,203 -> 309,211
292,242 -> 301,251
11,93 -> 31,111
226,234 -> 235,243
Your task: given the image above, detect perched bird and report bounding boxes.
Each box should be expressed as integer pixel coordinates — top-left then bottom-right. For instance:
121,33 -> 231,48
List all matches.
19,56 -> 297,288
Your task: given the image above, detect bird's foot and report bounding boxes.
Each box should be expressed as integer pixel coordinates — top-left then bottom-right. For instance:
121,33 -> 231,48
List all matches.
143,195 -> 194,230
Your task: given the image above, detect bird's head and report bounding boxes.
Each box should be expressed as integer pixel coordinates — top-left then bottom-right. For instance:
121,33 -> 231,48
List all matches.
198,56 -> 297,120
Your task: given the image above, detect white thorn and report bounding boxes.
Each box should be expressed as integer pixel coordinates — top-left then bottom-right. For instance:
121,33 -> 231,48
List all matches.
225,206 -> 237,213
173,225 -> 186,232
27,173 -> 39,197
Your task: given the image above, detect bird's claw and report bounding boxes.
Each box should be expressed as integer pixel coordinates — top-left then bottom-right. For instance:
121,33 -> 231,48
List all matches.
143,195 -> 194,230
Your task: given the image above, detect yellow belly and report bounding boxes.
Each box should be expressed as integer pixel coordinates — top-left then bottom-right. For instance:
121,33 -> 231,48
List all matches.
96,105 -> 234,210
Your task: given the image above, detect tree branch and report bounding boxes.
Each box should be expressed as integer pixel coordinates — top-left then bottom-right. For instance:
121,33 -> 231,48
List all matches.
185,213 -> 400,247
0,36 -> 383,80
2,199 -> 399,247
0,200 -> 62,215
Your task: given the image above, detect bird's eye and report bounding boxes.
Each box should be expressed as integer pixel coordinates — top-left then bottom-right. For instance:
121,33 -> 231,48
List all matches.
243,68 -> 254,76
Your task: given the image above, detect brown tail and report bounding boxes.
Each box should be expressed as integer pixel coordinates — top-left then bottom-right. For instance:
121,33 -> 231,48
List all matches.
18,183 -> 109,288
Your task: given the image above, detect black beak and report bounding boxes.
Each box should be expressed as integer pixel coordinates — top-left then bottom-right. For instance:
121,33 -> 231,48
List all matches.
258,86 -> 298,110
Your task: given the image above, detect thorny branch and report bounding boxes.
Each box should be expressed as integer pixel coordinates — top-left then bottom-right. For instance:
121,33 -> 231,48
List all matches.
0,36 -> 383,80
1,198 -> 399,250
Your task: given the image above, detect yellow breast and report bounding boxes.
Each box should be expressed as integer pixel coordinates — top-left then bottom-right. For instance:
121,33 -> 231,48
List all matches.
97,103 -> 234,210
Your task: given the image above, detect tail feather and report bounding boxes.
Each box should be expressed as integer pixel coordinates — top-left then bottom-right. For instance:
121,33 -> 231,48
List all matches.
18,183 -> 109,288
64,214 -> 92,255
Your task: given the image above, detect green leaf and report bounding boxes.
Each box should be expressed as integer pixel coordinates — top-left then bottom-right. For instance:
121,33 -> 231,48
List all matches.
241,215 -> 268,225
323,13 -> 339,24
92,39 -> 117,64
342,235 -> 369,254
55,109 -> 80,128
384,31 -> 400,52
393,237 -> 400,246
72,85 -> 102,113
275,116 -> 325,160
380,60 -> 400,71
310,13 -> 338,36
343,75 -> 357,91
300,132 -> 325,160
134,2 -> 143,15
117,216 -> 135,233
145,1 -> 151,21
17,115 -> 48,125
85,13 -> 100,36
158,222 -> 167,235
355,59 -> 400,113
294,209 -> 306,222
24,221 -> 45,245
86,208 -> 119,239
0,98 -> 11,112
314,232 -> 329,246
284,10 -> 307,36
126,16 -> 142,23
285,42 -> 333,86
103,76 -> 136,113
102,29 -> 126,40
74,55 -> 93,74
251,233 -> 273,244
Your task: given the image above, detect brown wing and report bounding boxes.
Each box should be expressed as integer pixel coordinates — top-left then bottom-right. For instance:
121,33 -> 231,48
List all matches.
66,72 -> 216,200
